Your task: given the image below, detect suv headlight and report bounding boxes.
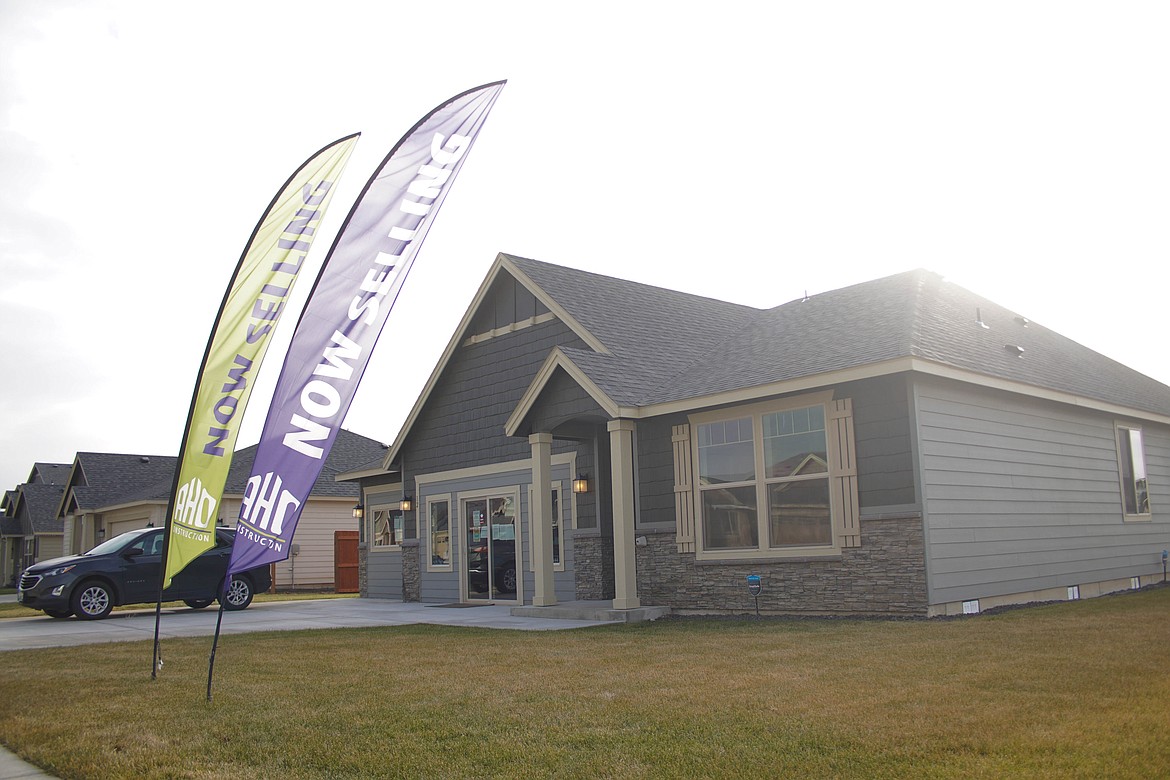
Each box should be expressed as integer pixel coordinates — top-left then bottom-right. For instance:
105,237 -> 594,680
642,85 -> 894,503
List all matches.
44,564 -> 77,577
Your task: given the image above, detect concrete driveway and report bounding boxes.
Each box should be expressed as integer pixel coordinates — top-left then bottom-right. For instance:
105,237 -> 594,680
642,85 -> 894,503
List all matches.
0,597 -> 617,652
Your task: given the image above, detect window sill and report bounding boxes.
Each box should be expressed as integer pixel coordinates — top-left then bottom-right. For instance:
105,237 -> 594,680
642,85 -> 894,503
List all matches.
1122,514 -> 1153,523
694,548 -> 843,565
369,545 -> 403,553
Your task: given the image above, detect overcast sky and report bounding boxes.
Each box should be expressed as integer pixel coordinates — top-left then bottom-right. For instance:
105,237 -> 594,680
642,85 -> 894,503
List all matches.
2,1 -> 1168,494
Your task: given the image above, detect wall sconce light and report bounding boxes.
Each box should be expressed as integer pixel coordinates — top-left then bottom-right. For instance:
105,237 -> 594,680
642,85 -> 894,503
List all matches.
572,474 -> 590,494
400,495 -> 413,512
352,503 -> 364,520
96,527 -> 106,541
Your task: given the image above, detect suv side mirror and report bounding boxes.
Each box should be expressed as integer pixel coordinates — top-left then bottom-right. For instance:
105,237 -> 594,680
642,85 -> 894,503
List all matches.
122,547 -> 143,559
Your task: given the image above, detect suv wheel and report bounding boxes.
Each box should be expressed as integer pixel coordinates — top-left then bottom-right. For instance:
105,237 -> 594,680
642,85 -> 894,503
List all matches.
220,577 -> 254,611
71,581 -> 114,620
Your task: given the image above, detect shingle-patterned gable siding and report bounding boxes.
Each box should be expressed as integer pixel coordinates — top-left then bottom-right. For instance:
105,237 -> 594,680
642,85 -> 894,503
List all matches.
469,272 -> 550,335
516,367 -> 608,436
401,316 -> 589,478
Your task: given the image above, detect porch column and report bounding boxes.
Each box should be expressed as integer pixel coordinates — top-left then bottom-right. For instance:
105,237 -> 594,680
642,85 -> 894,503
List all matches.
529,433 -> 557,607
608,419 -> 641,610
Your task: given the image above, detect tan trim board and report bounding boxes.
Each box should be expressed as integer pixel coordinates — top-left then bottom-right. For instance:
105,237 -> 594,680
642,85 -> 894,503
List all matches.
415,452 -> 577,488
504,348 -> 622,437
619,356 -> 1170,426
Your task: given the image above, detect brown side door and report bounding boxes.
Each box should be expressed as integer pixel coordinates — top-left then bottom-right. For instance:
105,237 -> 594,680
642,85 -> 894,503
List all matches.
334,530 -> 359,593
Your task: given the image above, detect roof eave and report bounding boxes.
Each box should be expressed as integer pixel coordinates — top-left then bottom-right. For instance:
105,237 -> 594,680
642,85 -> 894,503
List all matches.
504,348 -> 622,437
622,356 -> 1170,425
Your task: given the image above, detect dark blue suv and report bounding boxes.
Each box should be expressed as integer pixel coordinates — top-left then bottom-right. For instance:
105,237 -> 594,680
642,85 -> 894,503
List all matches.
17,527 -> 271,620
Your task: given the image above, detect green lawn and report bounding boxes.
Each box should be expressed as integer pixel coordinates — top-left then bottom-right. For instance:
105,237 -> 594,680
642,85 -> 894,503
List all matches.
2,587 -> 1168,779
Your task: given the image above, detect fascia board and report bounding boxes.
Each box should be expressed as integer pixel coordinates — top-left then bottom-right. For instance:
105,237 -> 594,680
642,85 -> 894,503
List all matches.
504,348 -> 621,437
502,259 -> 611,356
53,459 -> 84,519
623,356 -> 1170,426
335,465 -> 399,482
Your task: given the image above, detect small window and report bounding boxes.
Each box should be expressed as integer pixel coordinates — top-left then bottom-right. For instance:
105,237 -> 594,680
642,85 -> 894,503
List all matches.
528,484 -> 564,572
428,497 -> 451,569
1116,425 -> 1151,518
370,505 -> 405,550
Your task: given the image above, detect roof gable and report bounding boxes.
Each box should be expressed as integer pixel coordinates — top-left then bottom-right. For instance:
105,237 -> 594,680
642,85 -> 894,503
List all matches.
400,259 -> 1170,462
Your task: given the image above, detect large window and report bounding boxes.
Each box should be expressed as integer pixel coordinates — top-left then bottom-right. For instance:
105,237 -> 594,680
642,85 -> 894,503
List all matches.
1116,425 -> 1151,518
370,505 -> 405,550
695,399 -> 834,557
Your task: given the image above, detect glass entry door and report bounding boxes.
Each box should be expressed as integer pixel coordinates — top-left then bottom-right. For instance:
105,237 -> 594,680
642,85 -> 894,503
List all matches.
464,496 -> 518,601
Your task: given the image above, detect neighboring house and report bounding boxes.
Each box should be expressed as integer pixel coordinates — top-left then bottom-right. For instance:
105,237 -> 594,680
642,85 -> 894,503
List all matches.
342,254 -> 1170,617
220,430 -> 388,590
1,463 -> 70,587
58,453 -> 178,555
53,430 -> 387,591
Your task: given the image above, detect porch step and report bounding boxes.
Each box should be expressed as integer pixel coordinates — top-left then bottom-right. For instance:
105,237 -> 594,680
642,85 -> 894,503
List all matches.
511,599 -> 670,623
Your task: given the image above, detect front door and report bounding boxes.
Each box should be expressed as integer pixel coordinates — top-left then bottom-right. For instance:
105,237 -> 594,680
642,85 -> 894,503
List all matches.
464,495 -> 518,602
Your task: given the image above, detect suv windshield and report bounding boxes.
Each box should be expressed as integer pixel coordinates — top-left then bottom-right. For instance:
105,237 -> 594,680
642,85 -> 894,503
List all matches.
84,529 -> 153,557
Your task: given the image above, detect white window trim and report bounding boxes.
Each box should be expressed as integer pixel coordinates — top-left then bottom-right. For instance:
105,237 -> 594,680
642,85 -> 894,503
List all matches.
425,493 -> 453,572
1114,422 -> 1153,522
368,502 -> 405,552
690,391 -> 841,561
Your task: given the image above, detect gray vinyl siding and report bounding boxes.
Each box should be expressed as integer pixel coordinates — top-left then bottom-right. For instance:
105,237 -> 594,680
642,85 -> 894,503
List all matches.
839,375 -> 916,509
917,379 -> 1170,605
416,463 -> 576,604
365,486 -> 403,600
400,318 -> 588,477
632,376 -> 916,528
636,414 -> 686,527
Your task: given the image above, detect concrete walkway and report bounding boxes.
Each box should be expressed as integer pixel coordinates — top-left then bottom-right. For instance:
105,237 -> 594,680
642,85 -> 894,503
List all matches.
0,597 -> 624,652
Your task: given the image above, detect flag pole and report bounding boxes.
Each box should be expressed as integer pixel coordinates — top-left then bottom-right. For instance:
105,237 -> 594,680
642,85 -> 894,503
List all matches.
148,134 -> 359,679
206,581 -> 230,702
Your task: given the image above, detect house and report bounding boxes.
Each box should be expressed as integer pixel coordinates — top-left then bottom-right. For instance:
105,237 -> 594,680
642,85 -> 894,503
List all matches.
1,463 -> 70,587
51,430 -> 387,591
345,255 -> 1170,616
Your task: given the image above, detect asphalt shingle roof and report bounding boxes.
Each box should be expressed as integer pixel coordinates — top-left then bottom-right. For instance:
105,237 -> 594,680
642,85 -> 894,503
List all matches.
68,453 -> 180,511
224,429 -> 388,498
507,255 -> 759,406
58,430 -> 387,514
506,260 -> 1170,416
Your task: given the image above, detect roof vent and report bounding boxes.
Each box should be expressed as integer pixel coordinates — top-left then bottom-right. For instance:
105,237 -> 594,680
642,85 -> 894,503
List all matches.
139,456 -> 150,463
975,308 -> 990,330
1015,316 -> 1029,327
1004,344 -> 1025,357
